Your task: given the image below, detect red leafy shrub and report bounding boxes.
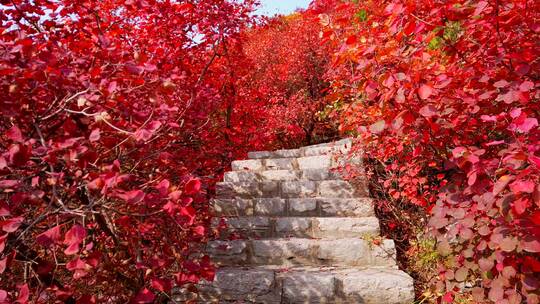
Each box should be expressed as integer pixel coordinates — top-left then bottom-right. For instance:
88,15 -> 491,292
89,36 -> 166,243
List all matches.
0,0 -> 256,302
313,0 -> 540,302
238,12 -> 338,146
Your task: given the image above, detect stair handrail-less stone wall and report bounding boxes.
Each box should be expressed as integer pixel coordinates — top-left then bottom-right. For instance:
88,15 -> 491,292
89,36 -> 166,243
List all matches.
174,139 -> 415,303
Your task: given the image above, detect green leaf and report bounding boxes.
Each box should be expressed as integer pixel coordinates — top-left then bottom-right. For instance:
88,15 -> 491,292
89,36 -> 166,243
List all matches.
355,9 -> 368,22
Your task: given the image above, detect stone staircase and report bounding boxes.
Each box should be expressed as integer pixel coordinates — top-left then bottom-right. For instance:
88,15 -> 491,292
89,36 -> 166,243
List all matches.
178,139 -> 414,303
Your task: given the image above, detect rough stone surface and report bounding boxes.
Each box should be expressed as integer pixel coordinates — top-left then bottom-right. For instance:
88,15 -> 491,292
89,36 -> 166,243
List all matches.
198,138 -> 413,303
231,159 -> 263,171
212,198 -> 253,216
301,169 -> 332,181
214,217 -> 380,239
300,138 -> 353,157
216,217 -> 272,238
197,268 -> 280,302
216,182 -> 262,198
275,218 -> 312,235
316,239 -> 396,267
207,240 -> 247,265
224,171 -> 259,183
297,155 -> 333,170
315,217 -> 380,238
336,268 -> 415,304
289,198 -> 318,215
281,181 -> 317,198
251,239 -> 313,266
282,271 -> 336,303
185,267 -> 414,304
265,158 -> 297,170
259,170 -> 300,181
247,150 -> 273,159
273,149 -> 302,158
260,181 -> 280,196
254,198 -> 286,215
319,197 -> 375,217
318,180 -> 356,198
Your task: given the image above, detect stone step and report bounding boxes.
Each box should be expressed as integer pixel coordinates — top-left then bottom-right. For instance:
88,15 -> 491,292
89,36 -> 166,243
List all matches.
207,238 -> 396,268
247,138 -> 353,160
224,168 -> 347,182
232,154 -> 339,172
213,216 -> 380,239
174,266 -> 414,304
215,180 -> 368,199
211,197 -> 374,217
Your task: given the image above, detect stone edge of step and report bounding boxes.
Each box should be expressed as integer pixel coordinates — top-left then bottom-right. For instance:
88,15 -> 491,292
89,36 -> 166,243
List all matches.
215,180 -> 369,200
207,237 -> 398,268
211,197 -> 375,218
247,138 -> 354,160
211,216 -> 381,239
172,266 -> 415,304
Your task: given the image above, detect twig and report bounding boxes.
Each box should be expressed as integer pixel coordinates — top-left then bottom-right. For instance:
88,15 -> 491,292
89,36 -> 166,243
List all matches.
410,13 -> 435,27
40,89 -> 90,121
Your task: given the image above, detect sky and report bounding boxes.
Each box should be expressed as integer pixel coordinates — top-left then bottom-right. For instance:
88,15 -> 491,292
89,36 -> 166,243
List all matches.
256,0 -> 312,16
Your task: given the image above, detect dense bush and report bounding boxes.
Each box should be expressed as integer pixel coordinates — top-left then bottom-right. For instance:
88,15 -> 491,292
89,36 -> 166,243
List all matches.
238,13 -> 337,146
0,0 -> 256,301
314,0 -> 539,302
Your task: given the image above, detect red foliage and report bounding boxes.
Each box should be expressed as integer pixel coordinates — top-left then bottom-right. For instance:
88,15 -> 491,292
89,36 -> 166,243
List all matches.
2,0 -> 538,302
0,0 -> 256,301
315,0 -> 539,301
238,12 -> 337,146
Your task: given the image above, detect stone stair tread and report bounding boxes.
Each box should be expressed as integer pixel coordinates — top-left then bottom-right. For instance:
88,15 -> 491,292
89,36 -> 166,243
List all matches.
215,180 -> 368,199
224,169 -> 349,182
213,216 -> 380,239
181,265 -> 414,304
247,138 -> 353,160
231,154 -> 336,172
208,237 -> 397,267
212,197 -> 375,217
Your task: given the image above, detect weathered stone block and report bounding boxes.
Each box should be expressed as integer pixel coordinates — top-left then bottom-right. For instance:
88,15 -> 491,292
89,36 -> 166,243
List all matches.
197,268 -> 280,302
273,149 -> 302,158
316,239 -> 395,267
219,217 -> 272,237
281,181 -> 318,198
315,217 -> 379,238
265,158 -> 297,170
300,145 -> 334,157
233,182 -> 263,198
251,239 -> 313,265
260,170 -> 300,181
275,218 -> 312,235
370,239 -> 398,265
297,155 -> 333,170
207,240 -> 248,265
318,180 -> 356,198
260,181 -> 280,196
212,198 -> 253,216
254,198 -> 286,215
247,151 -> 273,159
282,271 -> 336,302
224,171 -> 259,183
301,169 -> 331,181
216,182 -> 262,198
336,268 -> 415,304
289,198 -> 318,215
318,198 -> 374,217
232,159 -> 264,171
